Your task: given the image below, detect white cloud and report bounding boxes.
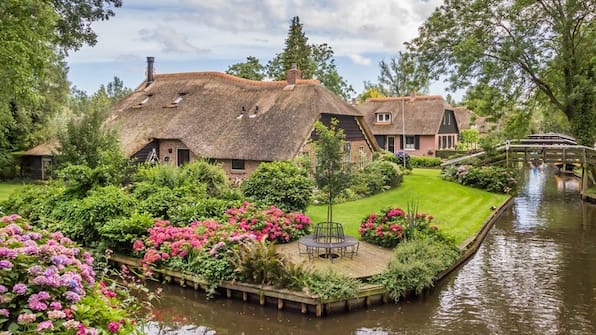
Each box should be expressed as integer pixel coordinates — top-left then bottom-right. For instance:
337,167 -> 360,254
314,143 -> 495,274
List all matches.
139,26 -> 211,54
348,53 -> 372,65
66,0 -> 456,96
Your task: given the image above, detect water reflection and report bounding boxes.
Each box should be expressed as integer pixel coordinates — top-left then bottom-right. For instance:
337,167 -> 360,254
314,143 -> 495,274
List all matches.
146,166 -> 596,334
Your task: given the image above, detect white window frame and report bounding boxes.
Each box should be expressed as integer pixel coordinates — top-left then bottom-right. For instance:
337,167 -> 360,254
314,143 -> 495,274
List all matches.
405,135 -> 416,150
376,112 -> 391,123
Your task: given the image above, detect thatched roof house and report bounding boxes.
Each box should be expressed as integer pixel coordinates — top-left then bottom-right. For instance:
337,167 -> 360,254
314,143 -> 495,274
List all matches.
104,58 -> 378,178
357,95 -> 459,156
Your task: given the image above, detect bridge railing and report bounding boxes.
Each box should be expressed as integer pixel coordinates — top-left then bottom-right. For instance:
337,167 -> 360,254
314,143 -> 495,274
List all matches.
441,144 -> 596,167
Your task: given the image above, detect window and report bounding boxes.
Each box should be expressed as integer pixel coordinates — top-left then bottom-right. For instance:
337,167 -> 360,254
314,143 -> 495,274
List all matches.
405,135 -> 416,150
439,135 -> 456,149
173,93 -> 186,104
177,149 -> 190,166
376,112 -> 391,123
359,146 -> 365,169
387,136 -> 395,153
231,159 -> 245,170
133,94 -> 152,108
443,112 -> 453,126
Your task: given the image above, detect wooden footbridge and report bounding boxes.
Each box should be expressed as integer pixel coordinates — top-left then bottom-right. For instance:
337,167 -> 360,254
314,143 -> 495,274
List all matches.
442,133 -> 596,194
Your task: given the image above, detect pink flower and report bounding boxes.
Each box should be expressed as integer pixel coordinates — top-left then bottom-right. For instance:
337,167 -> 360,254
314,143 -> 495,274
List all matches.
132,240 -> 145,252
17,313 -> 36,323
48,310 -> 66,319
37,320 -> 54,331
108,321 -> 120,333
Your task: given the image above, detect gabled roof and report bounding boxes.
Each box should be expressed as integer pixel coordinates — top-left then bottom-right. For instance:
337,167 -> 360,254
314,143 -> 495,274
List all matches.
105,72 -> 373,161
357,95 -> 453,135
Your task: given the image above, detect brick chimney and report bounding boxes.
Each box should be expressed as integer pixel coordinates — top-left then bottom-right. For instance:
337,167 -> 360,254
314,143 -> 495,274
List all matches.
146,56 -> 155,85
287,63 -> 301,85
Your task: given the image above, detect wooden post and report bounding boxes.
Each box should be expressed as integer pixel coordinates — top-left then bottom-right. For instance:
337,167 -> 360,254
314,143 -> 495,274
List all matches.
345,300 -> 352,312
226,289 -> 232,298
364,296 -> 371,307
259,294 -> 265,306
242,292 -> 248,302
277,298 -> 284,310
582,165 -> 588,193
300,303 -> 307,314
315,304 -> 323,317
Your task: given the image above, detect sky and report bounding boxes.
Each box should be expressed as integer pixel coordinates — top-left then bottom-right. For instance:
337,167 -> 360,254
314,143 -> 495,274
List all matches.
66,0 -> 459,99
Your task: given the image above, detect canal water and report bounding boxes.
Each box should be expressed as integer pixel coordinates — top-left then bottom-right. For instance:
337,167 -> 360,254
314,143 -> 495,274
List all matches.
143,166 -> 596,335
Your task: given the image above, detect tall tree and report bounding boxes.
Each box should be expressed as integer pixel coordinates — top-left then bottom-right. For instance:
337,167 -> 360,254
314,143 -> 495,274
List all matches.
106,76 -> 131,103
226,56 -> 265,80
410,0 -> 595,145
0,0 -> 122,176
266,16 -> 354,100
377,51 -> 429,96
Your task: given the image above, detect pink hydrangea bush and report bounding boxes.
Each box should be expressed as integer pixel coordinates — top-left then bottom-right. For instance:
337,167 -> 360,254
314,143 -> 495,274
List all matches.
225,202 -> 311,243
359,208 -> 436,248
133,203 -> 311,271
0,215 -> 139,334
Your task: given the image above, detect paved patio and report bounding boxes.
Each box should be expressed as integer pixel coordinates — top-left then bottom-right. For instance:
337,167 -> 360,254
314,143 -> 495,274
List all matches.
275,239 -> 394,279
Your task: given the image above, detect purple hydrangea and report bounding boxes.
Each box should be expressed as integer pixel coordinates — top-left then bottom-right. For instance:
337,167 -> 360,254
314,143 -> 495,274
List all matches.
0,308 -> 9,317
12,283 -> 27,295
0,260 -> 13,269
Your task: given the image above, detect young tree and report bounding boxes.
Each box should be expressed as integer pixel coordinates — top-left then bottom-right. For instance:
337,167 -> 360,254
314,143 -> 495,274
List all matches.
56,85 -> 120,169
312,119 -> 352,223
377,51 -> 429,97
266,16 -> 354,100
226,56 -> 265,80
410,0 -> 595,145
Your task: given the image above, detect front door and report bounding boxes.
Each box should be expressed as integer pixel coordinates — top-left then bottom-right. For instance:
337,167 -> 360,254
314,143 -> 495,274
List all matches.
177,149 -> 190,166
387,136 -> 395,153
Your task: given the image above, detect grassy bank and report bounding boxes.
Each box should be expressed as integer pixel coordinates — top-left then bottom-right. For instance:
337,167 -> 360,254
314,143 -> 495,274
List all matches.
306,169 -> 509,245
0,183 -> 26,202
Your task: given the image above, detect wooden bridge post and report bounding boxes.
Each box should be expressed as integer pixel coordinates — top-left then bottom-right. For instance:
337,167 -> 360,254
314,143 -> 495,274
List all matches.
582,165 -> 588,193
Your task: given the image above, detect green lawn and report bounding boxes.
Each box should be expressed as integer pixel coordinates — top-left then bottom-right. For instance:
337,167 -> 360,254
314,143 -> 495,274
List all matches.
0,183 -> 27,203
306,169 -> 509,245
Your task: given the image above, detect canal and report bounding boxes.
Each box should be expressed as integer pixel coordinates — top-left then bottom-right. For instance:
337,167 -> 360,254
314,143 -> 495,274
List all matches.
143,166 -> 596,334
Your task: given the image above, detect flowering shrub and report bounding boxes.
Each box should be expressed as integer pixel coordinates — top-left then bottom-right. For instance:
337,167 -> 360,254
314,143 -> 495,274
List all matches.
132,203 -> 311,296
359,208 -> 435,248
394,151 -> 412,170
442,165 -> 518,194
133,203 -> 310,266
226,202 -> 311,243
0,214 -> 140,334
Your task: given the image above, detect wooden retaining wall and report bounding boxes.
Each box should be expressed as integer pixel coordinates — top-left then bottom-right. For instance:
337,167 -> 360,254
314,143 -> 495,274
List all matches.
109,197 -> 513,317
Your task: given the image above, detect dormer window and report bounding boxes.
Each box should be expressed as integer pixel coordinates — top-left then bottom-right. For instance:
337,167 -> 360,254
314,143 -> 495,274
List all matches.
173,93 -> 186,104
165,93 -> 187,108
376,112 -> 391,123
133,94 -> 152,108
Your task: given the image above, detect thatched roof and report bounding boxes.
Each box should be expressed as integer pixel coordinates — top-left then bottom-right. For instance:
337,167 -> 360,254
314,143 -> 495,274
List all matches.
22,141 -> 58,156
357,96 -> 452,135
106,72 -> 374,161
453,107 -> 493,133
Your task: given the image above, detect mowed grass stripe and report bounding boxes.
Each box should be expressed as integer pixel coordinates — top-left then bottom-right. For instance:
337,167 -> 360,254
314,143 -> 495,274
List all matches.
306,169 -> 509,244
